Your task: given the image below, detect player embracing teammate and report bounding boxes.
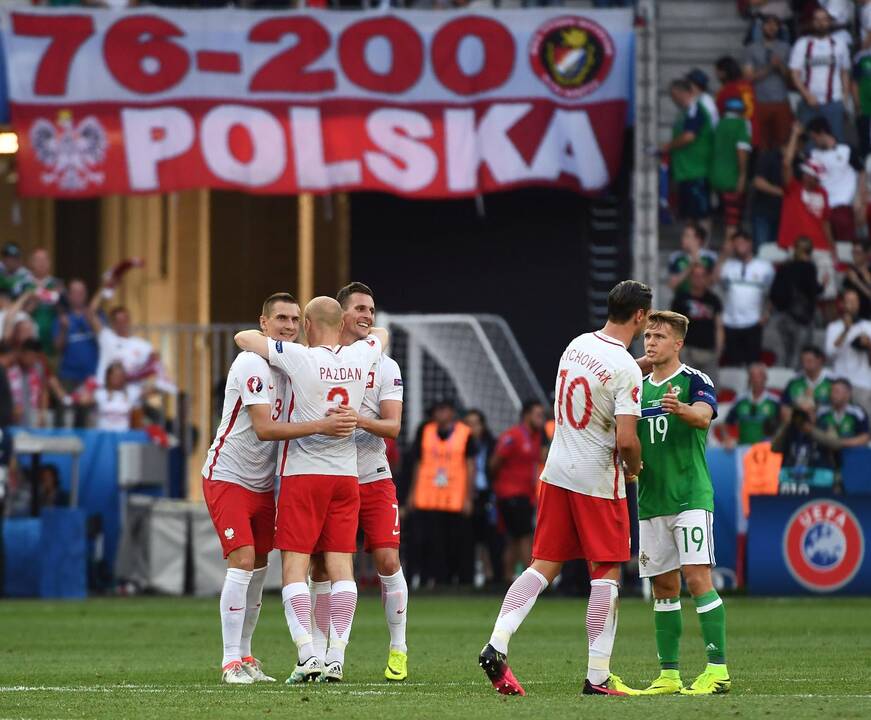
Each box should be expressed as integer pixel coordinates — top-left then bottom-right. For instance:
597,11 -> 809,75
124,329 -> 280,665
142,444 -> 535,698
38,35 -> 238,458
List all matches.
202,293 -> 357,684
479,280 -> 652,696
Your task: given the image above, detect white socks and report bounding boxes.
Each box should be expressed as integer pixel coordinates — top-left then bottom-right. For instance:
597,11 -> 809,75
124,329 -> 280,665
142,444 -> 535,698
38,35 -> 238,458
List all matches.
380,568 -> 409,653
220,568 -> 252,667
239,566 -> 267,660
310,579 -> 332,664
282,582 -> 314,663
586,579 -> 619,685
488,567 -> 548,654
326,580 -> 358,665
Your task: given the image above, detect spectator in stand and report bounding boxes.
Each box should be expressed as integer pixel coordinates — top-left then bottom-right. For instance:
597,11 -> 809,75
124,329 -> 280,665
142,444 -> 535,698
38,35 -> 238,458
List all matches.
779,122 -> 834,253
781,345 -> 833,421
852,32 -> 871,158
0,243 -> 33,299
750,135 -> 786,246
490,400 -> 545,583
711,97 -> 752,242
78,361 -> 138,432
670,263 -> 724,386
661,79 -> 715,228
816,378 -> 871,455
0,287 -> 33,341
742,13 -> 794,150
407,400 -> 476,587
824,288 -> 871,413
463,408 -> 500,587
806,116 -> 865,244
843,242 -> 871,319
53,279 -> 99,393
780,122 -> 838,302
772,395 -> 837,488
685,68 -> 720,128
745,1 -> 793,44
7,338 -> 55,427
716,229 -> 775,366
818,0 -> 853,50
715,56 -> 755,123
769,235 -> 824,368
668,223 -> 718,293
724,362 -> 781,447
789,6 -> 851,142
24,248 -> 63,356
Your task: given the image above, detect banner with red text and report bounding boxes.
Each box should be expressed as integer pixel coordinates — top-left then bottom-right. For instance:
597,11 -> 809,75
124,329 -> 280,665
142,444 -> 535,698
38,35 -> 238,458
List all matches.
1,8 -> 634,198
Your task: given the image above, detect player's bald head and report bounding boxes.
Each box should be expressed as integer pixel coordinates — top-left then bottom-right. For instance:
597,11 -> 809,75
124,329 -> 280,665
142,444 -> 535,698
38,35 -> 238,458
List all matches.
304,296 -> 344,330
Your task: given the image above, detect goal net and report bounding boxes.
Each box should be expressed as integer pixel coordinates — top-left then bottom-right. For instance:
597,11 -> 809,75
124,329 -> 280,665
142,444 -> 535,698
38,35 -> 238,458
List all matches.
383,314 -> 547,446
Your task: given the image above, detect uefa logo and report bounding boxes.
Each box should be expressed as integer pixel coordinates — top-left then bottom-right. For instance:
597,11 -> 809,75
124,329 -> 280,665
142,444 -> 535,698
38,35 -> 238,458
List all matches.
247,376 -> 263,394
783,500 -> 865,592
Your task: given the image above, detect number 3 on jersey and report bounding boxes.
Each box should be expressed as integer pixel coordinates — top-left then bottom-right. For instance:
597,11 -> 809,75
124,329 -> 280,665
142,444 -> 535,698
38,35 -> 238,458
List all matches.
327,387 -> 350,406
556,369 -> 593,430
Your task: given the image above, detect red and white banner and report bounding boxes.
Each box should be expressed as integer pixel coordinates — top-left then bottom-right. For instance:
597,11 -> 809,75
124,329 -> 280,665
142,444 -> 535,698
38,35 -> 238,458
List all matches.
1,8 -> 634,198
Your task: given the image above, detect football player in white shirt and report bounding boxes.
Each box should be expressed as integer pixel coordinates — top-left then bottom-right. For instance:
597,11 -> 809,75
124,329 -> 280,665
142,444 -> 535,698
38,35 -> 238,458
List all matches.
203,293 -> 357,685
235,297 -> 387,685
308,283 -> 407,682
480,280 -> 651,697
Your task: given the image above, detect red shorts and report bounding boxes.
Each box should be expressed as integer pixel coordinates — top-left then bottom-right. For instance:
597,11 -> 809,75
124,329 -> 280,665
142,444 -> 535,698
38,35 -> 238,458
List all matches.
830,205 -> 856,242
720,191 -> 745,227
275,474 -> 359,554
532,482 -> 630,563
202,477 -> 275,558
359,479 -> 401,552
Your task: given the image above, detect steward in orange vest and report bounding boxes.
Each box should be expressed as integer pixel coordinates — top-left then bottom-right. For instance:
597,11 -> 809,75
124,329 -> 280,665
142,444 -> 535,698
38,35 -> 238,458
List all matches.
413,421 -> 473,513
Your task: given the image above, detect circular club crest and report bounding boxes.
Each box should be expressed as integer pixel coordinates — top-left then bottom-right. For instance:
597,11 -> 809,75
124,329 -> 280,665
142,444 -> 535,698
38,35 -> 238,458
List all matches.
247,376 -> 263,394
783,500 -> 864,592
529,16 -> 615,99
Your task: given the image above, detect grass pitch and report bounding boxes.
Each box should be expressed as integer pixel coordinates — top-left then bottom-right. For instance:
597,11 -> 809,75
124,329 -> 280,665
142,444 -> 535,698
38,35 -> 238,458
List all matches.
3,594 -> 870,719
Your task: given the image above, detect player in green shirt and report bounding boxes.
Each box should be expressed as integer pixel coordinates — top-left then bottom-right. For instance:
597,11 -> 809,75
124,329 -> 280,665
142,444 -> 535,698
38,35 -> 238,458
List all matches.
635,311 -> 730,696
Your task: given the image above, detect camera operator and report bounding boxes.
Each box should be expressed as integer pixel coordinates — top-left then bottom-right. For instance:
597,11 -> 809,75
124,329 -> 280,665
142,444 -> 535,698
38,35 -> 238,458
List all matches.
771,396 -> 836,491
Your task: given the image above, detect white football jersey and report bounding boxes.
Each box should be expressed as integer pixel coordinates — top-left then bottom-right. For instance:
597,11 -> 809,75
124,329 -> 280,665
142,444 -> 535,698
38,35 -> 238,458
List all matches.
541,331 -> 642,500
357,354 -> 404,484
202,351 -> 286,492
268,335 -> 382,477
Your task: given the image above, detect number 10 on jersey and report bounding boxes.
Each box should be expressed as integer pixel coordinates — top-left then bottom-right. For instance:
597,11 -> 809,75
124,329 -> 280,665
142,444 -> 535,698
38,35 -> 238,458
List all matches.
556,370 -> 593,430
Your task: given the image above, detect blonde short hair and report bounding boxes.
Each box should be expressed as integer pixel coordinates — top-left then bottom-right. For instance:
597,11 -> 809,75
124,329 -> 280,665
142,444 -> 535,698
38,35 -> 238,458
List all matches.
647,310 -> 689,340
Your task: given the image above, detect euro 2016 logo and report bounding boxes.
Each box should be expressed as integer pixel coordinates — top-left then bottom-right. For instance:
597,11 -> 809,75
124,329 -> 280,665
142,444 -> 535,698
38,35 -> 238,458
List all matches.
783,500 -> 865,592
247,376 -> 263,394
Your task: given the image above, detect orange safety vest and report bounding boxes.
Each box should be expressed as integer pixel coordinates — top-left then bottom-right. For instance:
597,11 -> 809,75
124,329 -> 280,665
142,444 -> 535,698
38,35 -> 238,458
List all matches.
414,421 -> 471,512
741,441 -> 782,518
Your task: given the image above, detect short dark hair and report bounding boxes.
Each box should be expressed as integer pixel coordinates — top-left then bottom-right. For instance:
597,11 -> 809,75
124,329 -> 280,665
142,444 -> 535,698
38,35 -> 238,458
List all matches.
685,222 -> 708,244
0,341 -> 11,355
715,56 -> 742,83
806,116 -> 832,135
607,280 -> 653,323
800,345 -> 825,359
832,377 -> 852,390
109,306 -> 128,321
520,399 -> 543,420
22,338 -> 42,353
336,282 -> 374,309
732,228 -> 752,243
261,292 -> 298,318
670,78 -> 693,93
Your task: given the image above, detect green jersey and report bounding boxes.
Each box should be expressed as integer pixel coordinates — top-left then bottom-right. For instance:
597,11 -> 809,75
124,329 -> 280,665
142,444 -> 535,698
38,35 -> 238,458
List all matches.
725,391 -> 779,445
816,404 -> 870,439
710,113 -> 751,192
671,101 -> 713,182
638,365 -> 718,520
781,373 -> 832,410
854,50 -> 871,116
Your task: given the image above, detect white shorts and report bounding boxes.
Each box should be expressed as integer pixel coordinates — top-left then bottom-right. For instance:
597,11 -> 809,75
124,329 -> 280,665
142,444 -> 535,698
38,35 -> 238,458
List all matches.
638,509 -> 715,578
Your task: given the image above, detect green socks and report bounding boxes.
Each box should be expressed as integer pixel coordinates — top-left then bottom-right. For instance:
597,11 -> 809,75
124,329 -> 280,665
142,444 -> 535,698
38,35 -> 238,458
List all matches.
654,597 -> 682,670
694,590 -> 727,665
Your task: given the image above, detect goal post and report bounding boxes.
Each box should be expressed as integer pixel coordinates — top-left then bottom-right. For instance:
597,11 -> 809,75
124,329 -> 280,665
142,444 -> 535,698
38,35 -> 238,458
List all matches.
383,313 -> 548,445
